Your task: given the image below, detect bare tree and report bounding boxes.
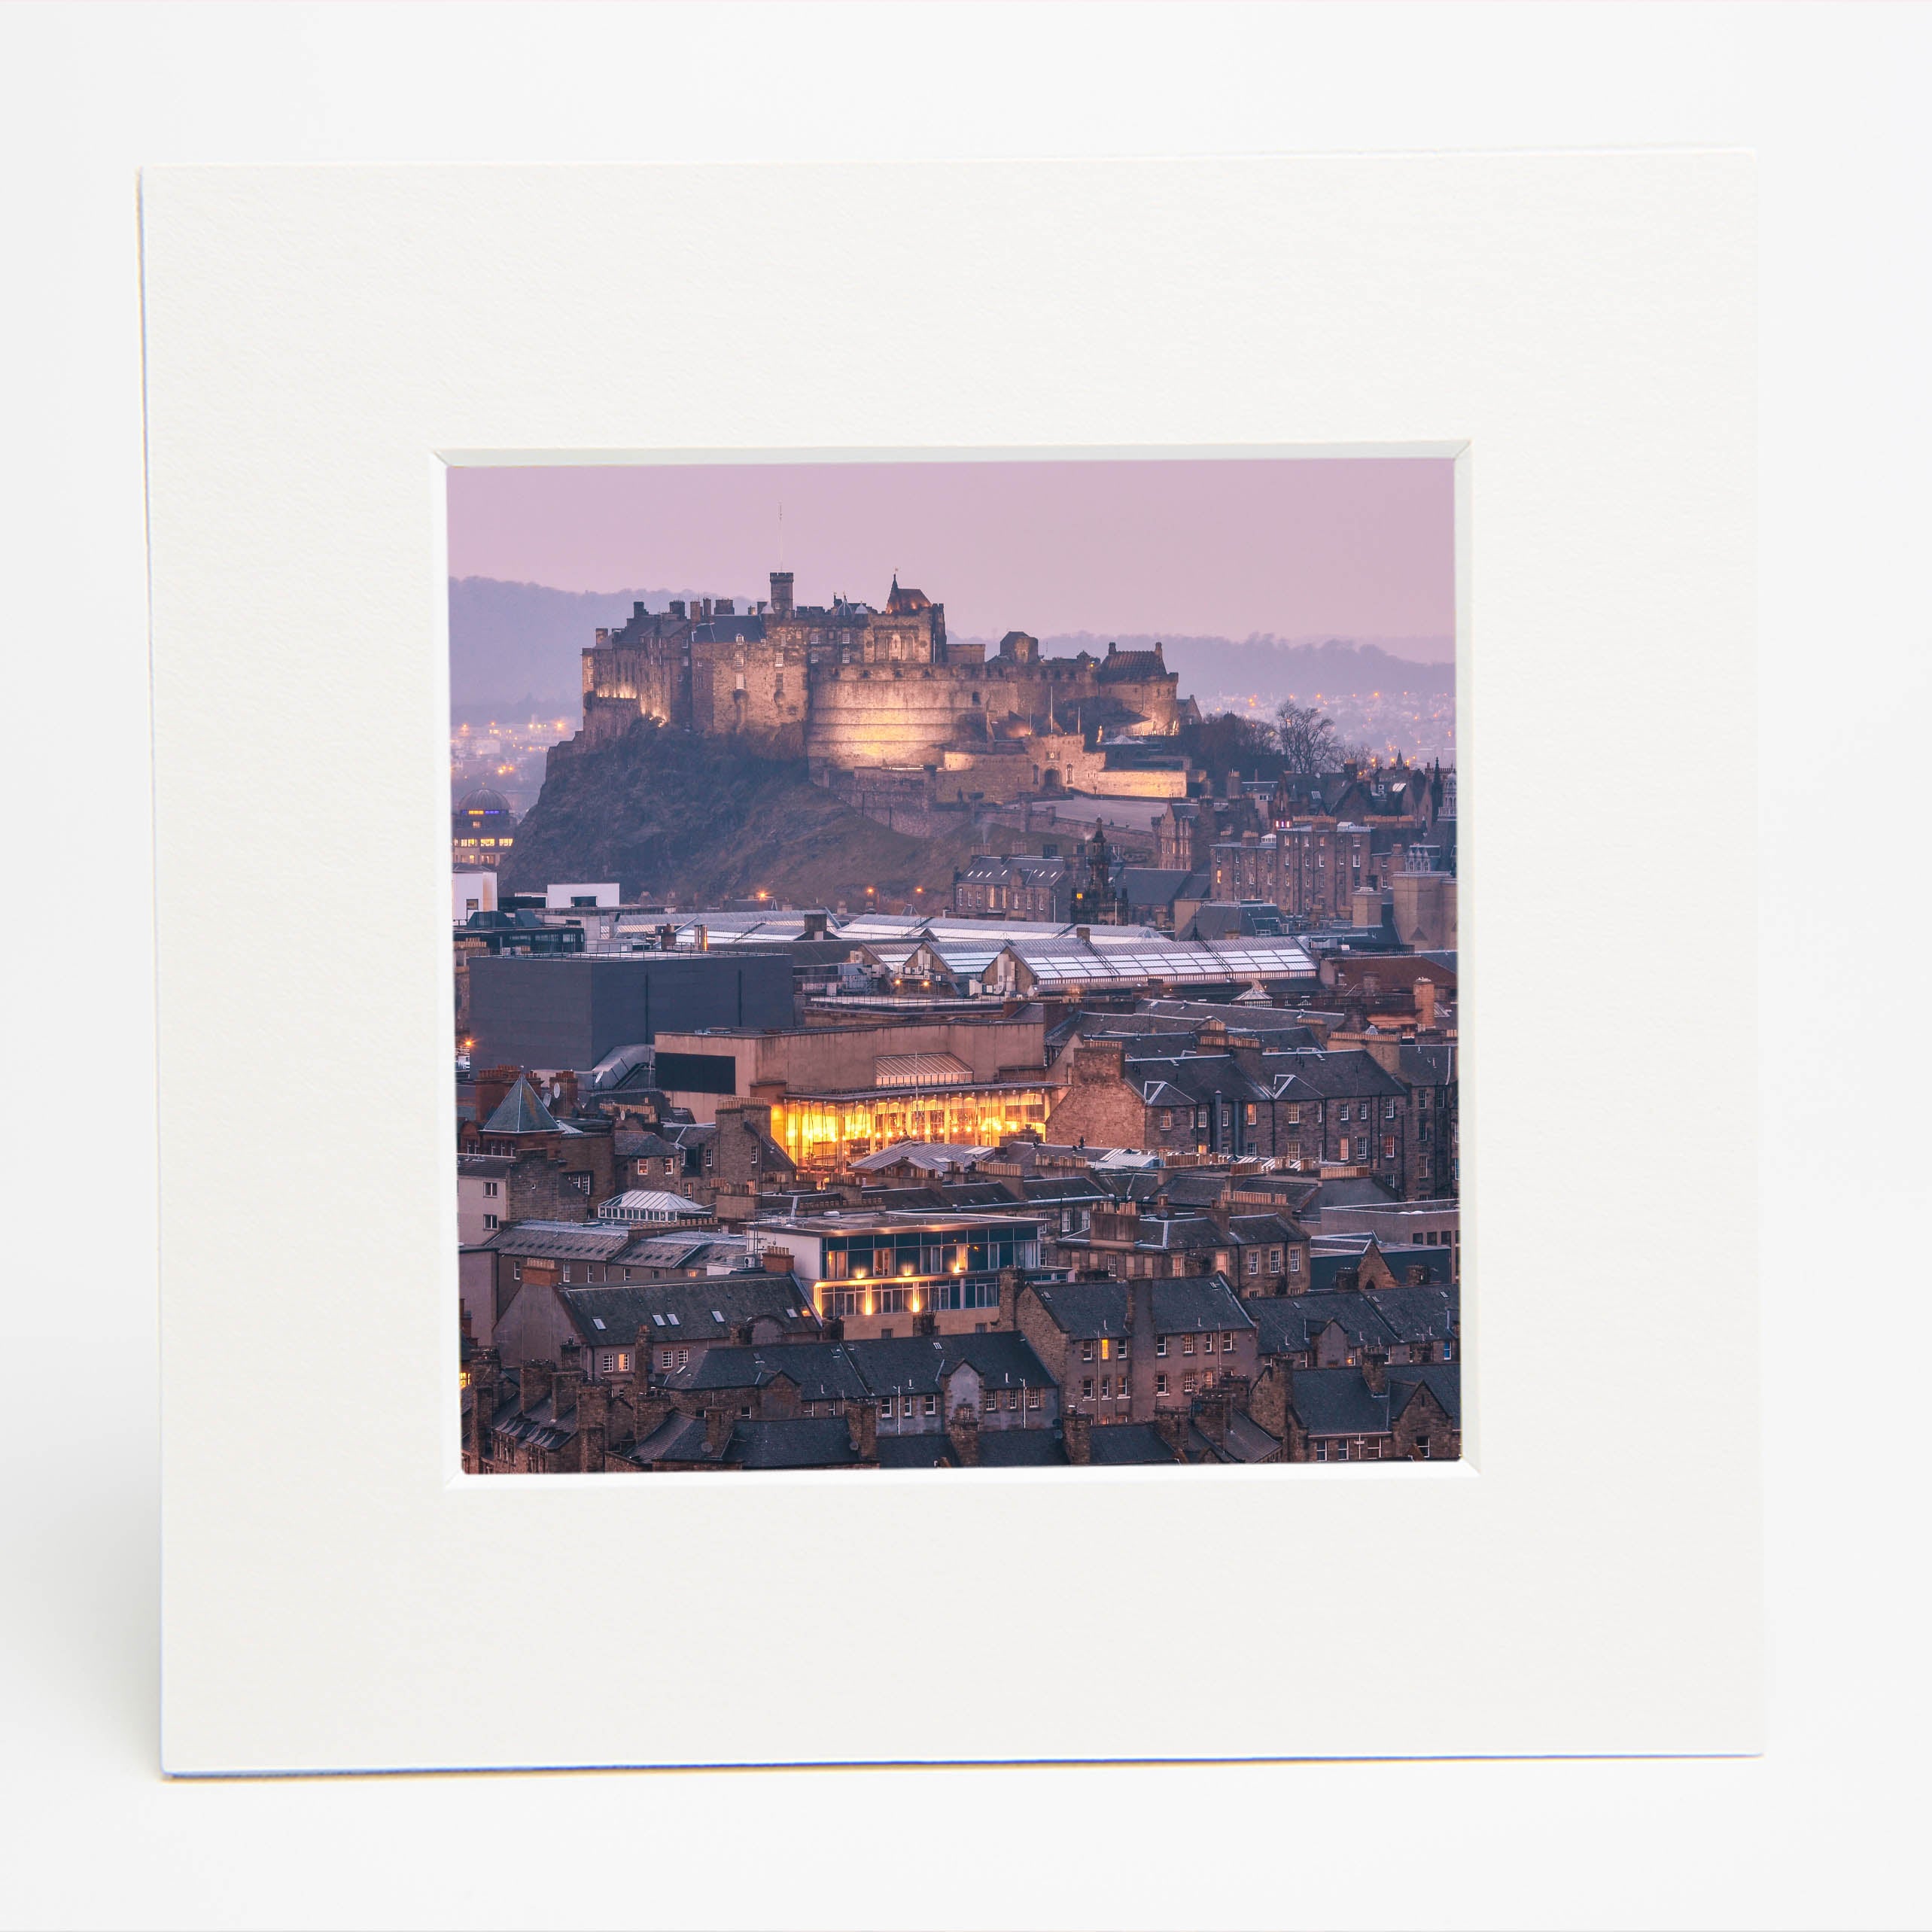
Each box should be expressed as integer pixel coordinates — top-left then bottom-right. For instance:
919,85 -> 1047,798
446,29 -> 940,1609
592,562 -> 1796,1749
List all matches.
1275,701 -> 1340,776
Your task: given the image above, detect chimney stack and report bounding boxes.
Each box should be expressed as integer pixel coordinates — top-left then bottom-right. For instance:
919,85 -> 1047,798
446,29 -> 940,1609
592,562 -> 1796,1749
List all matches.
761,1247 -> 795,1275
770,570 -> 795,617
948,1405 -> 981,1466
704,1406 -> 735,1456
847,1402 -> 879,1461
996,1266 -> 1021,1331
1416,978 -> 1438,1030
520,1359 -> 555,1415
1362,1350 -> 1388,1395
1063,1410 -> 1093,1465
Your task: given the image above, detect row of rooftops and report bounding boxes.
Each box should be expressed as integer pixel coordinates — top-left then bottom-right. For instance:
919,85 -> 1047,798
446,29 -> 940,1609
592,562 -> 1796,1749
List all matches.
500,1267 -> 1456,1389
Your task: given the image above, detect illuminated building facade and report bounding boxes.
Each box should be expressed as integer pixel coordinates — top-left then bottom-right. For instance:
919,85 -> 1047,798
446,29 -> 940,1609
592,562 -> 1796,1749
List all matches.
768,1079 -> 1057,1173
745,1213 -> 1048,1339
452,785 -> 519,872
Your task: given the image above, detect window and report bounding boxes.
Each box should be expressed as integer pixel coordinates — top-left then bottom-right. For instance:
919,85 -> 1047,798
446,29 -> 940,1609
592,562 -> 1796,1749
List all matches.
483,1213 -> 498,1231
1081,1378 -> 1094,1400
738,1404 -> 752,1418
675,1348 -> 689,1368
881,1396 -> 896,1417
1416,1436 -> 1432,1459
1383,1139 -> 1398,1161
924,1394 -> 939,1415
1338,1103 -> 1352,1123
1026,1387 -> 1041,1408
1222,1333 -> 1237,1351
984,1390 -> 999,1412
1268,1247 -> 1282,1273
1338,1137 -> 1349,1162
561,1264 -> 573,1283
1182,1336 -> 1194,1355
1183,1376 -> 1197,1396
1289,1249 -> 1302,1275
1155,1373 -> 1168,1395
659,1349 -> 674,1370
1099,1377 -> 1110,1398
1082,1340 -> 1095,1362
1155,1337 -> 1167,1357
1285,1103 -> 1301,1125
1160,1109 -> 1173,1130
482,1181 -> 499,1198
1385,1099 -> 1399,1119
1245,1250 -> 1260,1275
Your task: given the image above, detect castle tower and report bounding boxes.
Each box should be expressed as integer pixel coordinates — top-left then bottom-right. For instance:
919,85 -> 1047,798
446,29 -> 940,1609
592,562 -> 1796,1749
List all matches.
769,570 -> 795,617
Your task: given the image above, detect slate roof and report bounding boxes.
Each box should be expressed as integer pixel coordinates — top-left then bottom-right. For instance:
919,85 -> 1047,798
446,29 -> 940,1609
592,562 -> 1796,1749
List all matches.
619,1233 -> 750,1273
1374,1246 -> 1454,1287
1250,1292 -> 1395,1355
1262,1049 -> 1409,1101
938,1181 -> 1024,1210
972,1430 -> 1069,1467
1095,647 -> 1168,683
613,1130 -> 684,1163
659,1341 -> 869,1403
1378,1277 -> 1459,1335
1124,1054 -> 1272,1106
458,1153 -> 513,1178
1027,1273 -> 1252,1338
1118,867 -> 1194,911
482,1077 -> 564,1136
1225,1210 -> 1308,1246
1220,1411 -> 1283,1463
1309,1176 -> 1401,1211
690,614 -> 768,644
1082,1422 -> 1182,1465
846,1333 -> 1054,1401
1149,1274 -> 1255,1334
1389,1362 -> 1461,1427
1308,1250 -> 1374,1293
730,1417 -> 869,1469
1027,1278 -> 1130,1340
1395,1043 -> 1457,1088
1017,1176 -> 1112,1206
561,1276 -> 820,1348
483,1220 -> 634,1261
1288,1368 -> 1393,1437
629,1411 -> 716,1465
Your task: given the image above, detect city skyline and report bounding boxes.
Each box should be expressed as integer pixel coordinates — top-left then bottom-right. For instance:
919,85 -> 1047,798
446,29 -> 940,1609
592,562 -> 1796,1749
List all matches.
446,456 -> 1455,656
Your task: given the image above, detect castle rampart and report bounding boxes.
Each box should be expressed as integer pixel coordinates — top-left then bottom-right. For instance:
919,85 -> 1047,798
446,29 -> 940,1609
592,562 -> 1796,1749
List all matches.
558,570 -> 1185,789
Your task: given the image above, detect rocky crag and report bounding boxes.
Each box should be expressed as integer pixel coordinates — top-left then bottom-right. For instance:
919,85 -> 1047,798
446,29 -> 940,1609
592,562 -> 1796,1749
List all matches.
499,720 -> 984,910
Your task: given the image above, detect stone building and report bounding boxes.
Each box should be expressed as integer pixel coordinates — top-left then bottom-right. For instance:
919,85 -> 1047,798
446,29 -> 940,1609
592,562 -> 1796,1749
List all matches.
560,569 -> 1185,780
450,785 -> 519,872
1016,1274 -> 1258,1428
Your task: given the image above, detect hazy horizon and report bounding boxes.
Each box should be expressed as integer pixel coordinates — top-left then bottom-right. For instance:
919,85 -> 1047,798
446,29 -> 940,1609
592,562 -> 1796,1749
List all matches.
446,458 -> 1454,656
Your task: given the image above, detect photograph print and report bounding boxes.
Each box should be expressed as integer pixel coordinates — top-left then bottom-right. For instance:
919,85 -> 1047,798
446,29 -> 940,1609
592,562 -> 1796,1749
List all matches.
452,455 -> 1461,1474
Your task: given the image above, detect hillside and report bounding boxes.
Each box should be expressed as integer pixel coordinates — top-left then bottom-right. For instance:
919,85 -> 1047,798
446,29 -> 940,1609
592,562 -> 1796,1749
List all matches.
449,577 -> 709,717
499,720 -> 984,908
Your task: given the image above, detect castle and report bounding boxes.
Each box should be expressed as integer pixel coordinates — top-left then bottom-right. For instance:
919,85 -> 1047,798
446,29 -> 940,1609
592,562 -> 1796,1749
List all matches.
555,570 -> 1194,799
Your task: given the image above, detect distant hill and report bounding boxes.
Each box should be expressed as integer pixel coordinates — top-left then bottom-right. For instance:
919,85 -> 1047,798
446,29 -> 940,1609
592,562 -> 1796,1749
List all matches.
1018,633 -> 1456,704
448,577 -> 709,717
452,576 -> 1455,723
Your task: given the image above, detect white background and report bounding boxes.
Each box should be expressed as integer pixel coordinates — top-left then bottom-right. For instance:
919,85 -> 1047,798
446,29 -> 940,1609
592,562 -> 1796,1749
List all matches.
1,5 -> 1925,1927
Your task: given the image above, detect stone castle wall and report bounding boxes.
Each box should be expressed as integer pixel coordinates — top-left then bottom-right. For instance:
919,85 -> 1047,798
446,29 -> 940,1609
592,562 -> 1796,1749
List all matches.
561,577 -> 1184,782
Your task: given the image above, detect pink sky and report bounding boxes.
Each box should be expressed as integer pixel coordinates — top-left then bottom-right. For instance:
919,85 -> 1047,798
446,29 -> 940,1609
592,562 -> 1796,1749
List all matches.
446,457 -> 1453,652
